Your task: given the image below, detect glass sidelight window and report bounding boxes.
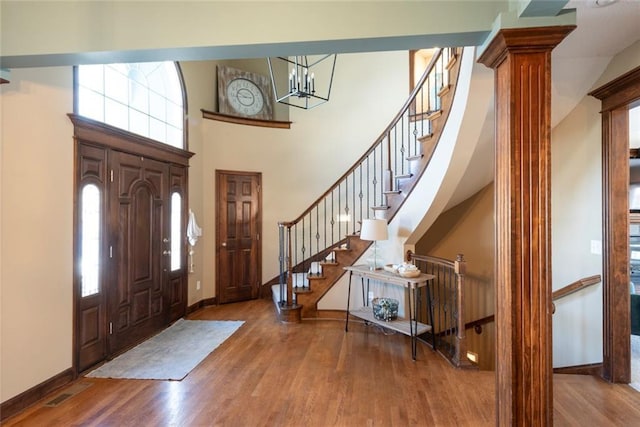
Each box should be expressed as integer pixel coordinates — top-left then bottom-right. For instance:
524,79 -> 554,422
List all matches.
171,192 -> 182,271
81,184 -> 101,297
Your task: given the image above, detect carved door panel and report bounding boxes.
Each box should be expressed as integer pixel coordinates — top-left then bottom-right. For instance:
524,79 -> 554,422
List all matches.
108,151 -> 169,354
216,171 -> 262,304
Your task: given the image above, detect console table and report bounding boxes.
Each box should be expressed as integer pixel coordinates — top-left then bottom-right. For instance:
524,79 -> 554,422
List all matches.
344,265 -> 435,360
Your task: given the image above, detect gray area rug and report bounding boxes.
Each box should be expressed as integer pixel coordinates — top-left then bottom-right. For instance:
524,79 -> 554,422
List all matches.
87,319 -> 244,381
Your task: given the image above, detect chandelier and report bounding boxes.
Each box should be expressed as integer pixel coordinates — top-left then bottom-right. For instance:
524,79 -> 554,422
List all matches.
267,54 -> 337,110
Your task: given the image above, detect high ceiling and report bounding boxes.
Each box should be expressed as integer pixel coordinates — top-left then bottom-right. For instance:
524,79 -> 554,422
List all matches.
552,0 -> 640,126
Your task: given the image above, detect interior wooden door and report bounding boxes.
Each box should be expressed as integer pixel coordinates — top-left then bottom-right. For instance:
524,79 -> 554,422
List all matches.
108,151 -> 169,354
216,170 -> 262,304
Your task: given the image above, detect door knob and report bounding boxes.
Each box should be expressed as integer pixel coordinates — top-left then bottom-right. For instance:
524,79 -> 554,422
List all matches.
163,238 -> 170,243
163,250 -> 171,255
221,242 -> 227,247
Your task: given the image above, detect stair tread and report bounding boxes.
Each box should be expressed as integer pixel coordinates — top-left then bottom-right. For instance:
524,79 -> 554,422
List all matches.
396,174 -> 413,180
418,133 -> 434,142
438,84 -> 451,97
446,54 -> 458,70
426,109 -> 442,120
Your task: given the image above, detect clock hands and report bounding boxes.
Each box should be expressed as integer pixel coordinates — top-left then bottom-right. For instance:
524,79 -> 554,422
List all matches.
233,88 -> 256,106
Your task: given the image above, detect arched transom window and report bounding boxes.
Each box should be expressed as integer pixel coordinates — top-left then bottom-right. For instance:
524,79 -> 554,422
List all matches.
77,61 -> 184,149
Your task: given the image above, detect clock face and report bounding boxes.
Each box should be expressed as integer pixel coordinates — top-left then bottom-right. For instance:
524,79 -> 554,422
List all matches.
226,78 -> 265,117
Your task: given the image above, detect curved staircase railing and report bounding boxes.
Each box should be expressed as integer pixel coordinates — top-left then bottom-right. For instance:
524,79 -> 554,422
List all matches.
408,252 -> 476,369
275,47 -> 463,321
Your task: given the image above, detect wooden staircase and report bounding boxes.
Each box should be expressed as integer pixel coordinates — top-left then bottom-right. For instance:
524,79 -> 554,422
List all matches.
295,234 -> 369,318
274,47 -> 464,321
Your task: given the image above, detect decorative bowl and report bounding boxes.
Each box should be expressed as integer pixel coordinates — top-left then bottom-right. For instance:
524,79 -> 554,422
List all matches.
372,297 -> 399,321
399,269 -> 421,278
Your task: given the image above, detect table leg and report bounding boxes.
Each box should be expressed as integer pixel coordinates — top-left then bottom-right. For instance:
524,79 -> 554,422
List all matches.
409,284 -> 417,361
345,272 -> 353,332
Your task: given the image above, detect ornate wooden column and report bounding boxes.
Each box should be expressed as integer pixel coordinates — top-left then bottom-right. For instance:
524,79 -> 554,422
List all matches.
478,26 -> 574,426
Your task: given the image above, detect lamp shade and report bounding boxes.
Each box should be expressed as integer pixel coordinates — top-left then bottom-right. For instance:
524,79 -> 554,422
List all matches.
360,219 -> 388,241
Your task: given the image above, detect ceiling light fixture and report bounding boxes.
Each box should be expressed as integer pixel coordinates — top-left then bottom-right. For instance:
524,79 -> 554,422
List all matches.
267,54 -> 337,110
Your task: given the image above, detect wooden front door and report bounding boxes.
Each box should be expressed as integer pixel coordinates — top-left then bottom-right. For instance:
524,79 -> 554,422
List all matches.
73,116 -> 191,374
216,170 -> 262,303
108,151 -> 169,354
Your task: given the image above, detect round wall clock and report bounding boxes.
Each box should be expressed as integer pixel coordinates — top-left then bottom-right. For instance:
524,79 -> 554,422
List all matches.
217,65 -> 274,120
226,78 -> 265,117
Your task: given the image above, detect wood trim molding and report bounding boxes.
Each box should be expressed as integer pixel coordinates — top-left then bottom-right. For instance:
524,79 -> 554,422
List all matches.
553,363 -> 603,376
478,25 -> 574,426
589,67 -> 640,383
477,25 -> 576,68
68,114 -> 194,166
186,297 -> 217,315
0,368 -> 75,422
201,109 -> 291,129
589,65 -> 640,111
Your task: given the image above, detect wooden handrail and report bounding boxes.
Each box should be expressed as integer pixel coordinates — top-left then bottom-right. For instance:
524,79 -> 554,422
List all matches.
465,315 -> 495,333
407,251 -> 454,268
283,49 -> 446,226
441,275 -> 603,332
552,275 -> 602,301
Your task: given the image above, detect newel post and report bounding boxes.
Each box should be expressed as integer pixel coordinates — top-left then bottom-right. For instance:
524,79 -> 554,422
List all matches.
285,224 -> 294,307
453,254 -> 472,368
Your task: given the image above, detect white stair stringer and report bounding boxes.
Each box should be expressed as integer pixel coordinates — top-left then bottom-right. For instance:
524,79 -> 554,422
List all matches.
318,46 -> 495,312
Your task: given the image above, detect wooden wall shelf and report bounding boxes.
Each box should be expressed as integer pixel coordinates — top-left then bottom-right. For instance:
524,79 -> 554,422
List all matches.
201,109 -> 291,129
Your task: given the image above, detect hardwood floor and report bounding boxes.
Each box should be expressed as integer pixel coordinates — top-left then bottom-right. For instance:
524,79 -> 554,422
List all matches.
4,299 -> 640,426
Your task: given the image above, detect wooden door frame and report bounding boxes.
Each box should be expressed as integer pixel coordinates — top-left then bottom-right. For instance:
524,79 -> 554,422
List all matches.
589,66 -> 640,383
215,169 -> 263,303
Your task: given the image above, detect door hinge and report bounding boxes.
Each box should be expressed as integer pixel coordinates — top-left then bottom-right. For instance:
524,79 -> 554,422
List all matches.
257,185 -> 261,193
109,322 -> 113,335
257,233 -> 260,241
109,246 -> 113,258
110,169 -> 114,182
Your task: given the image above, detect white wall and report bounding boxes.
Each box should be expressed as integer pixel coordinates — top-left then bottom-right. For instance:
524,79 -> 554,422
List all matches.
199,51 -> 408,297
1,67 -> 74,401
551,95 -> 604,368
179,61 -> 215,305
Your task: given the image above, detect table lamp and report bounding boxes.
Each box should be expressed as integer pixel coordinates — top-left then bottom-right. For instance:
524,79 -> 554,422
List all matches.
360,218 -> 388,270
